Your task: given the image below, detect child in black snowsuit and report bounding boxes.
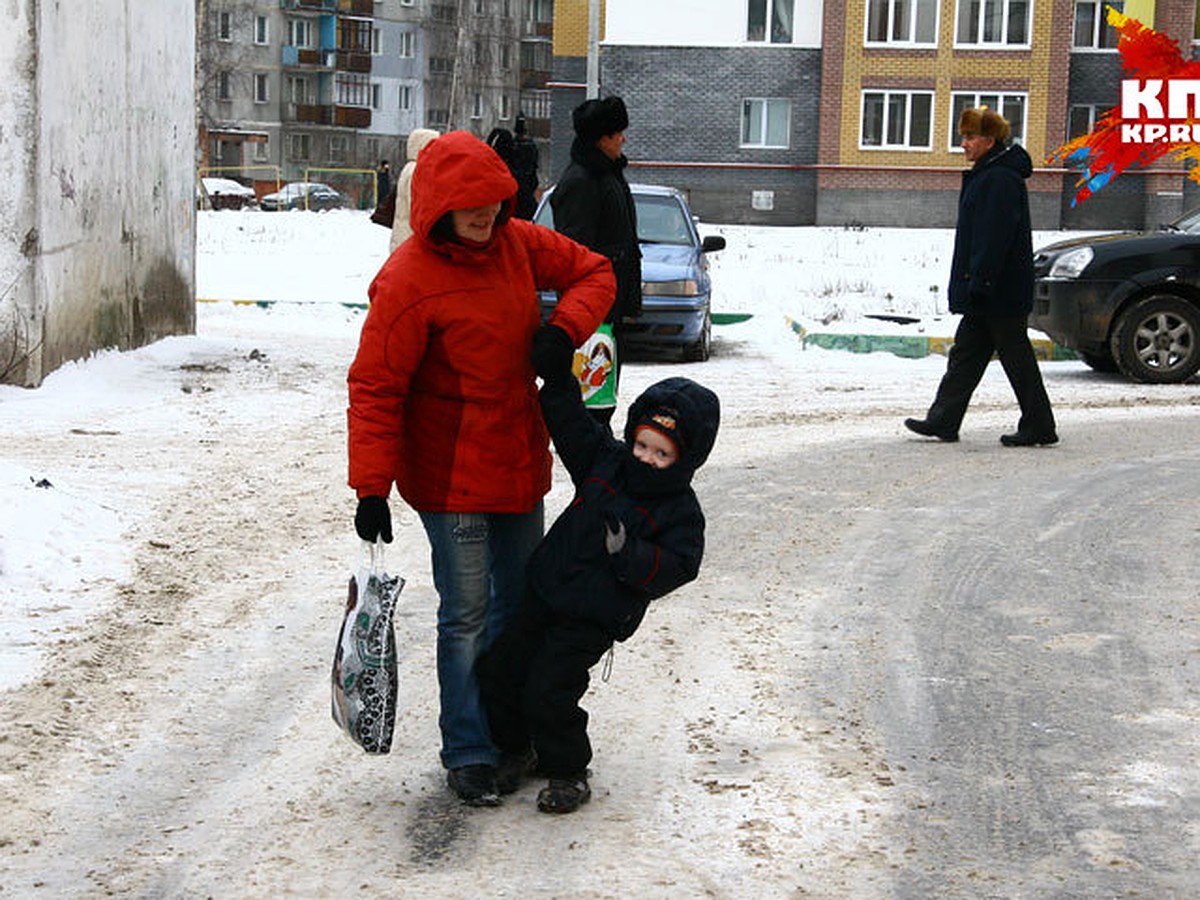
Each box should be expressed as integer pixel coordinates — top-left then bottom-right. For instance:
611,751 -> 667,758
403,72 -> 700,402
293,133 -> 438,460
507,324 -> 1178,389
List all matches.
478,323 -> 720,813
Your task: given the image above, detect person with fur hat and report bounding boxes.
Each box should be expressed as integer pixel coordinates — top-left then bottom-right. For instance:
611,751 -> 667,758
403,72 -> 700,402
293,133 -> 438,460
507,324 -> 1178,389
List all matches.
348,131 -> 615,807
905,106 -> 1058,447
550,95 -> 642,431
477,321 -> 720,814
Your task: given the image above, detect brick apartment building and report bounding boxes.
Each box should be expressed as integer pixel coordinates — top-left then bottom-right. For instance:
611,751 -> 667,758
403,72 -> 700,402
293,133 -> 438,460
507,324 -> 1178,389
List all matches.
550,0 -> 1200,229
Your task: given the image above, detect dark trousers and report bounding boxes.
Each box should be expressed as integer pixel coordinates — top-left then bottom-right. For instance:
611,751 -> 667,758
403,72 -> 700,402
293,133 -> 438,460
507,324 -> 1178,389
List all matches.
478,590 -> 612,779
926,313 -> 1056,436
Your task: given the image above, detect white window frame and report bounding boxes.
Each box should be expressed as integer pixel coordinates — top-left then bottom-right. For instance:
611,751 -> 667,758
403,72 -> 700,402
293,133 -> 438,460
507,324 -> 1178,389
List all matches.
399,84 -> 413,111
1073,0 -> 1123,50
288,76 -> 309,104
217,11 -> 232,41
860,90 -> 934,150
372,83 -> 382,110
741,98 -> 791,148
746,0 -> 795,44
472,93 -> 484,120
865,0 -> 939,47
330,135 -> 348,164
948,91 -> 1027,149
500,95 -> 511,120
216,70 -> 232,101
372,28 -> 382,56
290,133 -> 311,161
254,72 -> 269,104
398,30 -> 415,58
253,139 -> 269,163
400,0 -> 415,6
955,0 -> 1032,48
254,15 -> 269,45
1068,103 -> 1103,139
288,19 -> 314,49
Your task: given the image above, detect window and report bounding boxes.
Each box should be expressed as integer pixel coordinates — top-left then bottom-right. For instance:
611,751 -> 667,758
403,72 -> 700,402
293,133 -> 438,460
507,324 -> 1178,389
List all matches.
866,0 -> 938,45
330,136 -> 347,164
501,43 -> 511,70
254,73 -> 269,104
336,73 -> 371,107
430,57 -> 454,75
429,109 -> 451,128
290,133 -> 311,161
372,28 -> 382,55
526,0 -> 551,24
372,84 -> 382,110
216,71 -> 231,101
1068,104 -> 1103,139
400,0 -> 414,6
500,94 -> 511,120
474,0 -> 485,12
747,0 -> 794,43
1073,1 -> 1124,49
473,40 -> 484,66
472,93 -> 484,119
398,30 -> 415,58
254,15 -> 268,45
741,98 -> 791,148
949,92 -> 1027,147
288,76 -> 309,104
956,0 -> 1030,46
399,84 -> 413,111
253,139 -> 269,163
288,19 -> 313,48
861,91 -> 933,149
217,11 -> 232,41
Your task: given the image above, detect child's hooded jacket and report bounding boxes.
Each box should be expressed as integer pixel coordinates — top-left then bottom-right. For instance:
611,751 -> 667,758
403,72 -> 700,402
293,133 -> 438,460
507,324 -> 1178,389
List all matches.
529,373 -> 720,640
348,131 -> 614,513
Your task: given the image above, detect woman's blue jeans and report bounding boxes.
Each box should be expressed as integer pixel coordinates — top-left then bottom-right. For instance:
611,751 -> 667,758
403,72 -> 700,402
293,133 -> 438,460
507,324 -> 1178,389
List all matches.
418,505 -> 544,770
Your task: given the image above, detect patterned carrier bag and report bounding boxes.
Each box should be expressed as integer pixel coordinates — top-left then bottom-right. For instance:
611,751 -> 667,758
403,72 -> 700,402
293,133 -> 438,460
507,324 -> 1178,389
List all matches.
330,543 -> 404,754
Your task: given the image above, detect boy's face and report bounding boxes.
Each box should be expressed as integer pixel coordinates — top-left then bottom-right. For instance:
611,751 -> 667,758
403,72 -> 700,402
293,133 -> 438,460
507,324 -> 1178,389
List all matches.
632,425 -> 678,469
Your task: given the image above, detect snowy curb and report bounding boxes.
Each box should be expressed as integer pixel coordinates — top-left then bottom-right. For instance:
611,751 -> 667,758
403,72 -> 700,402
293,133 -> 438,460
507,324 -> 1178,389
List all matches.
785,316 -> 1076,361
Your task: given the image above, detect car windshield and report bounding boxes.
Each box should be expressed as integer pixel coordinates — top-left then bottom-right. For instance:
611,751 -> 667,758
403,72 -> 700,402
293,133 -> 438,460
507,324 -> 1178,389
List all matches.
634,195 -> 694,246
1169,207 -> 1200,233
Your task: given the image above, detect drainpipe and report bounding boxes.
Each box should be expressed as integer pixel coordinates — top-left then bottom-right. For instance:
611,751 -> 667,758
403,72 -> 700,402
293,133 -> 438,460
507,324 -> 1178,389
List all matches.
586,0 -> 600,99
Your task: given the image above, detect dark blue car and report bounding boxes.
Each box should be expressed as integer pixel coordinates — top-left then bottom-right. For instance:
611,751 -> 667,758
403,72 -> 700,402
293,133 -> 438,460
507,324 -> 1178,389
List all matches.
534,183 -> 726,361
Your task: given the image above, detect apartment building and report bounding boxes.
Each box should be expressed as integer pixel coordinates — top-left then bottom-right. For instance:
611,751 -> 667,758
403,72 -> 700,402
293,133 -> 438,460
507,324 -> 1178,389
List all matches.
197,0 -> 553,199
553,0 -> 1200,229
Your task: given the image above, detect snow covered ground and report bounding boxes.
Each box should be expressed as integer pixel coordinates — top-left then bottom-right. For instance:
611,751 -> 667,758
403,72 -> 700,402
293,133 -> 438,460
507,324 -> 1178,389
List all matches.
2,210 -> 1198,896
0,210 -> 1188,691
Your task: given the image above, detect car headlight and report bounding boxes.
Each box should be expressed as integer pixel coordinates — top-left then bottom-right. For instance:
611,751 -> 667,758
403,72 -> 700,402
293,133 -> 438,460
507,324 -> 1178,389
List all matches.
644,278 -> 701,297
1047,246 -> 1093,279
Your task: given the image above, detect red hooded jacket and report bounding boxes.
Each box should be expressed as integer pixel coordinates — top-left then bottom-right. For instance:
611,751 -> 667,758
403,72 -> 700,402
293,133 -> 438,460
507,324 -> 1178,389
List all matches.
347,131 -> 615,513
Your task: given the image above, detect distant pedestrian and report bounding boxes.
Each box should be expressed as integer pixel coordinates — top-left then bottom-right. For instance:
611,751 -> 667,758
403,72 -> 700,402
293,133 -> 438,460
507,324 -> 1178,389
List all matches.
904,106 -> 1057,447
510,115 -> 540,220
376,160 -> 391,206
551,95 -> 641,432
390,129 -> 440,251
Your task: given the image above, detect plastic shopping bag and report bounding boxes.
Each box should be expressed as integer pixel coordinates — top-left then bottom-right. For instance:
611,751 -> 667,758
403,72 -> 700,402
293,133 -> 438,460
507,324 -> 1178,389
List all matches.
573,323 -> 618,410
330,548 -> 404,754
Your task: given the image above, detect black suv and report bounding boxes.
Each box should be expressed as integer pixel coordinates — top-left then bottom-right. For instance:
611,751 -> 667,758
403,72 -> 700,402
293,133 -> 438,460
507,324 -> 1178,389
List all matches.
1031,207 -> 1200,383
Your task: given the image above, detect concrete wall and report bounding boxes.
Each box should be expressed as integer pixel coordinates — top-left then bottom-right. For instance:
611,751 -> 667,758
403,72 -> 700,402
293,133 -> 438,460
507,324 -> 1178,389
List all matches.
1,0 -> 195,386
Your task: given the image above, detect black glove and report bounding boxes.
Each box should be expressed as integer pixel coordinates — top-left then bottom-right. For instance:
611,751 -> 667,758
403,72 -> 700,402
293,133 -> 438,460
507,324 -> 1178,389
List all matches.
355,495 -> 393,543
530,324 -> 576,382
603,512 -> 626,556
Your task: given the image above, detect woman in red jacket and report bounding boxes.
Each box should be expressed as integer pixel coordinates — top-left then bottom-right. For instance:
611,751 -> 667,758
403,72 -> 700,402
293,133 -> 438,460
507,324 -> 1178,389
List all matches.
348,131 -> 613,807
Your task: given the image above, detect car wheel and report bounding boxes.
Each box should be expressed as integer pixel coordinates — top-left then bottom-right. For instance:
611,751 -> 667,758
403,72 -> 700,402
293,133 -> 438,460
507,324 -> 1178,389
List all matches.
683,311 -> 712,362
1109,294 -> 1200,384
1078,350 -> 1118,373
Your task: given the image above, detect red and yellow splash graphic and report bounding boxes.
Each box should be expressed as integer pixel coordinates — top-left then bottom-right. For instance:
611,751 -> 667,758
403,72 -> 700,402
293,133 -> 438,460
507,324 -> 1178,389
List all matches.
1048,8 -> 1200,205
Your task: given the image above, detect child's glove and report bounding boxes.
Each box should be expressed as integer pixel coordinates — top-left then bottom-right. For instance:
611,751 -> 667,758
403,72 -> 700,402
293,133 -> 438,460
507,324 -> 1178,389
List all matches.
603,513 -> 626,555
530,324 -> 575,382
355,495 -> 393,543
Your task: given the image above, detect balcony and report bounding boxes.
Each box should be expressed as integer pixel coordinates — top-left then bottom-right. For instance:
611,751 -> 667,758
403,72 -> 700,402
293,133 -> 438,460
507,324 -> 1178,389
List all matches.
280,0 -> 374,16
282,45 -> 335,69
285,103 -> 371,128
335,48 -> 373,73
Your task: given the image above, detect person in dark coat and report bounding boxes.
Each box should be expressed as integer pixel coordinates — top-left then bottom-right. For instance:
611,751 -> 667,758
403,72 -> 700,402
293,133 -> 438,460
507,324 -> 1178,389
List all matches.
905,106 -> 1058,447
550,95 -> 641,431
511,114 -> 540,220
478,322 -> 719,814
375,160 -> 391,206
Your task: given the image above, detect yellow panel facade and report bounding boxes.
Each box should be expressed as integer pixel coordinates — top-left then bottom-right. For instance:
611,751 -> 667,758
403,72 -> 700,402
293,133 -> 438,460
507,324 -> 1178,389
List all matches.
553,0 -> 606,57
838,0 -> 1056,169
